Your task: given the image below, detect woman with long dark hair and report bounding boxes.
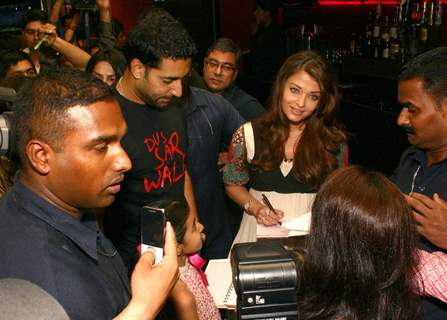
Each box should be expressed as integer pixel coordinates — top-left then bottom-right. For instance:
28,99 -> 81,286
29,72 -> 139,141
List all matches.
223,50 -> 346,243
86,48 -> 127,87
299,166 -> 419,320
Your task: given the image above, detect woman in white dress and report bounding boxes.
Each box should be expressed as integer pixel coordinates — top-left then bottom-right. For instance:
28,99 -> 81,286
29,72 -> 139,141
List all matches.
223,50 -> 347,244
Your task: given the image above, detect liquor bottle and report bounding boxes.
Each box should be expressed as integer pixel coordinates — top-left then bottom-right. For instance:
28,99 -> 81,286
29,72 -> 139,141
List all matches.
390,5 -> 400,41
355,34 -> 365,57
366,11 -> 374,39
382,16 -> 390,41
428,1 -> 435,26
373,1 -> 382,39
373,37 -> 381,59
350,32 -> 357,55
382,36 -> 391,59
420,1 -> 429,45
390,34 -> 401,61
372,0 -> 382,59
402,0 -> 411,24
408,24 -> 419,57
435,0 -> 443,26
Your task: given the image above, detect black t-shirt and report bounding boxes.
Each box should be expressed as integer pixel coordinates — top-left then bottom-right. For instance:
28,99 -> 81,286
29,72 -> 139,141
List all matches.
105,94 -> 187,271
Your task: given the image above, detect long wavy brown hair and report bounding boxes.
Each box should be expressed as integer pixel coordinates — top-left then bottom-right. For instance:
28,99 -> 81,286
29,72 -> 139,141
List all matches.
251,51 -> 346,188
299,166 -> 419,320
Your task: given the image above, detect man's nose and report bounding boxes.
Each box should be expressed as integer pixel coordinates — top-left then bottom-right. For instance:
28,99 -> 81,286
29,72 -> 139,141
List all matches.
397,108 -> 409,127
116,146 -> 132,173
214,65 -> 223,75
170,80 -> 183,97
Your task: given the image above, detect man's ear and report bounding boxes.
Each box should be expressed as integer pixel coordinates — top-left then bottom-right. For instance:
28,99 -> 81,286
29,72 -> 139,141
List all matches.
25,140 -> 53,175
233,69 -> 238,82
130,58 -> 146,80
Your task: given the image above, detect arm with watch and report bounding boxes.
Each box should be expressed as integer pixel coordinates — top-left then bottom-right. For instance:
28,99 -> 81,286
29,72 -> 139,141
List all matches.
225,185 -> 283,226
223,125 -> 283,226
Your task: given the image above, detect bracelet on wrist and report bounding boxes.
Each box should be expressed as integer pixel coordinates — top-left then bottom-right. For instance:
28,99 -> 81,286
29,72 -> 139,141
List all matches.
243,198 -> 257,215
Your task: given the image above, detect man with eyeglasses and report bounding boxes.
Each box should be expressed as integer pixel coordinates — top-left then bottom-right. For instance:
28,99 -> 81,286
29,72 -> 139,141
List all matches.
203,37 -> 265,121
21,9 -> 47,53
19,9 -> 49,74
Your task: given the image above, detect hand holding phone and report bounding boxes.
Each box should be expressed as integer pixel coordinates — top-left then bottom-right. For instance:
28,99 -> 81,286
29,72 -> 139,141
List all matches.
140,206 -> 166,264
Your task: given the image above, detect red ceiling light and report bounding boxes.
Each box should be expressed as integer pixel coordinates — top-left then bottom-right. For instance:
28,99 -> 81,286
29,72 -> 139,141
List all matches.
319,0 -> 399,4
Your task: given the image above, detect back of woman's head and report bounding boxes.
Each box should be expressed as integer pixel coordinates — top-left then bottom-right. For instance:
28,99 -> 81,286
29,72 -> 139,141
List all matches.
300,166 -> 419,320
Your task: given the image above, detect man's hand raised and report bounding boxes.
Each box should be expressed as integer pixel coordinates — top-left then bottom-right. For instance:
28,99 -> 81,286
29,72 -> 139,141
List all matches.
406,192 -> 447,250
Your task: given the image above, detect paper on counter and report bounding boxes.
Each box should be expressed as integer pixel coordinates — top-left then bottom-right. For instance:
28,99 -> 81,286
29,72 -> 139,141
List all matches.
256,211 -> 311,238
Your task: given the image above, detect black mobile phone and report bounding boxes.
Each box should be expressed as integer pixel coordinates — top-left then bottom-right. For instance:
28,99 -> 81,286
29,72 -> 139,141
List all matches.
140,206 -> 166,264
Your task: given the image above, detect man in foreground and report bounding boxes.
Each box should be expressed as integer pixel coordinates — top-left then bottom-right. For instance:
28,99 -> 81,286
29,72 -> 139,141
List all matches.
0,68 -> 179,319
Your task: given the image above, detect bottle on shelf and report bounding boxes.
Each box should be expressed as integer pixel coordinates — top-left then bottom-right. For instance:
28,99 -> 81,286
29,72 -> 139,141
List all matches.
372,1 -> 382,59
373,37 -> 381,59
408,24 -> 419,57
390,34 -> 401,61
382,16 -> 390,41
366,11 -> 374,40
355,33 -> 365,57
428,0 -> 435,26
435,0 -> 443,26
420,1 -> 429,46
350,32 -> 357,55
390,5 -> 400,41
382,35 -> 391,59
373,1 -> 382,40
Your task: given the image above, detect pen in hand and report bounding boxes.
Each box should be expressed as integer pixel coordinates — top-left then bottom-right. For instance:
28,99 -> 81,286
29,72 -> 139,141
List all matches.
261,193 -> 282,225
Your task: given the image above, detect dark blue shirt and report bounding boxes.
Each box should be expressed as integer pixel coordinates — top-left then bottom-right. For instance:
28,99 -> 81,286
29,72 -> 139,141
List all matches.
221,84 -> 265,121
0,179 -> 130,319
187,87 -> 244,259
392,145 -> 447,320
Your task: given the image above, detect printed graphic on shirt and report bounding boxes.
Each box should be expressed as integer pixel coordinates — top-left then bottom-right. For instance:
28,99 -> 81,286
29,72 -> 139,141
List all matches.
143,130 -> 186,192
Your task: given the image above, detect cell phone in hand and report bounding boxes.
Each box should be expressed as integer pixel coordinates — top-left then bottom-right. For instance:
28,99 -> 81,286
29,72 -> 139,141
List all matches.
140,205 -> 166,264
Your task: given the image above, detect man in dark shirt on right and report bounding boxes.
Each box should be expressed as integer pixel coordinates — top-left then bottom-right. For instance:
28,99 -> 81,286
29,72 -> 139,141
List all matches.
392,47 -> 447,319
203,37 -> 265,121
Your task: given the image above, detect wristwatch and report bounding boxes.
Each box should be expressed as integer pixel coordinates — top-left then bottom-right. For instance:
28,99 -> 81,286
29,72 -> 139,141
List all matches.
243,198 -> 256,214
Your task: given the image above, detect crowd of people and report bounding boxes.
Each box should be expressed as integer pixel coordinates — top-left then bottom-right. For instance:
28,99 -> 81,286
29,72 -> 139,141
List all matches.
0,0 -> 447,319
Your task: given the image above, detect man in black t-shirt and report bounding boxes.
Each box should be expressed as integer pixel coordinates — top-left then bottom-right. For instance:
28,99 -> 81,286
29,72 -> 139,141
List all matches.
104,9 -> 199,272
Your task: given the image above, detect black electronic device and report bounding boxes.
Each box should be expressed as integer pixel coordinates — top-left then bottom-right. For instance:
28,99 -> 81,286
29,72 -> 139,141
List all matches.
230,241 -> 299,320
140,205 -> 166,264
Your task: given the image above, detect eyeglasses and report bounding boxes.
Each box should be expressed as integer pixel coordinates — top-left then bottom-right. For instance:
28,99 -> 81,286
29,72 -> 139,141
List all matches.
205,58 -> 236,73
24,29 -> 39,36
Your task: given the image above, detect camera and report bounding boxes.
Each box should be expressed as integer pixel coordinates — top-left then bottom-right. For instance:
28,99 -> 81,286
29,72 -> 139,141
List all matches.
231,241 -> 299,320
0,86 -> 16,157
